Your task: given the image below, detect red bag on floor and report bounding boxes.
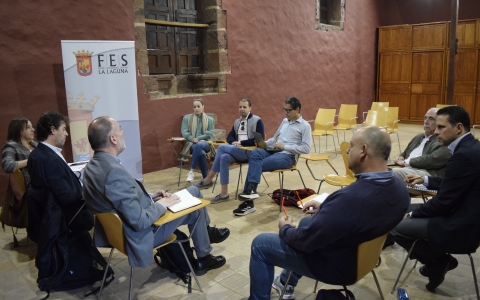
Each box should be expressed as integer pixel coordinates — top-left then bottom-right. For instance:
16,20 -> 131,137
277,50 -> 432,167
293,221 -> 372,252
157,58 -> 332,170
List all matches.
268,188 -> 316,207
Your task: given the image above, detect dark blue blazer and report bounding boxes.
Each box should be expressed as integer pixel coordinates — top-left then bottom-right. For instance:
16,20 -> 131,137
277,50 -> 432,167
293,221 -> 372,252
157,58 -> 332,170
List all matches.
412,134 -> 480,253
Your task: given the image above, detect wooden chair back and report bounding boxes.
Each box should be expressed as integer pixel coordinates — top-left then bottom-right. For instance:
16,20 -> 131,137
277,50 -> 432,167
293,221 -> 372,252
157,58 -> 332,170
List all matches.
356,233 -> 388,282
95,212 -> 127,254
371,102 -> 389,111
386,107 -> 400,132
337,104 -> 358,127
313,108 -> 336,135
340,142 -> 355,179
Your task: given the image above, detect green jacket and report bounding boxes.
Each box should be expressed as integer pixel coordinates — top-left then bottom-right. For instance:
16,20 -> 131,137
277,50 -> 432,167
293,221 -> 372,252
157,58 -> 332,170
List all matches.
400,133 -> 451,177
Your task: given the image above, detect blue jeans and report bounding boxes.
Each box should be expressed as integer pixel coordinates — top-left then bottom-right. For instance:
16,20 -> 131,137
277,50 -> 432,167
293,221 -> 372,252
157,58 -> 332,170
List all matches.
153,186 -> 212,258
211,144 -> 249,185
249,217 -> 313,300
244,149 -> 295,190
190,141 -> 211,178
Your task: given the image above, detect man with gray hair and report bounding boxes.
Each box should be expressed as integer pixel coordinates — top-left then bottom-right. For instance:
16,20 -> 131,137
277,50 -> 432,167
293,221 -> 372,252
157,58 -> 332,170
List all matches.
392,107 -> 451,179
82,116 -> 228,274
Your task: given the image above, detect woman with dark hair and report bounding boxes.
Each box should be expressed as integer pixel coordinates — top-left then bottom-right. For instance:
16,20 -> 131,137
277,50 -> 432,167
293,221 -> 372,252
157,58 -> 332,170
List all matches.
2,118 -> 37,183
1,117 -> 37,243
179,99 -> 214,182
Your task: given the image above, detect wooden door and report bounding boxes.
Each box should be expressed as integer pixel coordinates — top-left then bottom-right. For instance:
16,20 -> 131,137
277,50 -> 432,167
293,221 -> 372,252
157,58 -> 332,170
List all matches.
456,20 -> 477,48
410,51 -> 444,120
378,52 -> 411,119
447,49 -> 478,119
412,23 -> 447,50
378,26 -> 411,51
175,0 -> 202,74
145,0 -> 176,74
475,50 -> 480,124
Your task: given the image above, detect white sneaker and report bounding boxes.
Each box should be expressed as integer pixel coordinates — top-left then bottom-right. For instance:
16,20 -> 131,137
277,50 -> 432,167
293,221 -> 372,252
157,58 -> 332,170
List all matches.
186,170 -> 195,182
272,274 -> 295,299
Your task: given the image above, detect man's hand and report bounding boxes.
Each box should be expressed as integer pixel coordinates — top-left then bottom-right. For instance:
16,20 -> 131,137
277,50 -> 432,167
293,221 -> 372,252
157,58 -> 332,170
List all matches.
192,138 -> 199,144
393,156 -> 404,162
394,157 -> 405,167
152,190 -> 172,201
232,141 -> 242,148
158,194 -> 181,207
403,213 -> 411,220
278,215 -> 295,229
301,201 -> 320,214
273,142 -> 284,150
404,174 -> 424,186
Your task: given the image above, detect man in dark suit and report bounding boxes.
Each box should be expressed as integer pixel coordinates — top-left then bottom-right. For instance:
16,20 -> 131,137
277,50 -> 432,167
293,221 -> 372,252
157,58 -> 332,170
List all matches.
82,116 -> 227,273
391,106 -> 480,291
27,111 -> 93,281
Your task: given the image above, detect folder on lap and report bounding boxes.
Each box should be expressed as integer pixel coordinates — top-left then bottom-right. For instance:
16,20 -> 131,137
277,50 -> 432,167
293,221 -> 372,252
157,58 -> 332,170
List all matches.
167,189 -> 202,212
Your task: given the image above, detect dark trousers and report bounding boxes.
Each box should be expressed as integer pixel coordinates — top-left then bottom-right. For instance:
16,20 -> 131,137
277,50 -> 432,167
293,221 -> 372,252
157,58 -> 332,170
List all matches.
390,204 -> 446,265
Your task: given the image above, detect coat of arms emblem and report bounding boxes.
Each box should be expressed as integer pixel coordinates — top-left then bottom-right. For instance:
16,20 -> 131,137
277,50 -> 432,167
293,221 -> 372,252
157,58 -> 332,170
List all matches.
73,50 -> 94,76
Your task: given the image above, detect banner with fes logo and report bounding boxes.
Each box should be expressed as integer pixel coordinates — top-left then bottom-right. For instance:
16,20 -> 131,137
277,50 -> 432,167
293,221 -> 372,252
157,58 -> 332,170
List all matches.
61,40 -> 142,179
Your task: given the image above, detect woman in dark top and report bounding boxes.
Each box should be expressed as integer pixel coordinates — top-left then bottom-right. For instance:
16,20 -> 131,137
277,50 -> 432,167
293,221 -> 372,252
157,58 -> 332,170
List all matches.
1,117 -> 37,234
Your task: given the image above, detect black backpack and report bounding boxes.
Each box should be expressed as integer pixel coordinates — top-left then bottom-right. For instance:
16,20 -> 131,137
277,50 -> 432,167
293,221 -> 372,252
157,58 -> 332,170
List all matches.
37,231 -> 114,299
154,229 -> 197,292
316,288 -> 356,300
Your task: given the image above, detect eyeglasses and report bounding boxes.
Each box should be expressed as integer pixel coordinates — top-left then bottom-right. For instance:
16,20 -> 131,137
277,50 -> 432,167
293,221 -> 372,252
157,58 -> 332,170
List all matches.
284,108 -> 293,113
240,121 -> 245,131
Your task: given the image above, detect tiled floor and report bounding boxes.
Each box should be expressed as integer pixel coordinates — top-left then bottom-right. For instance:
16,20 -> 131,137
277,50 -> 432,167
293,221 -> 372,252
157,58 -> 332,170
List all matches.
1,123 -> 480,299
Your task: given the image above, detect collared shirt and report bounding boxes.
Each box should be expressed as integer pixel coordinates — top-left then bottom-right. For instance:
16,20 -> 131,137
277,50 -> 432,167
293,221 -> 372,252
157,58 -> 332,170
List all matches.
355,170 -> 393,183
266,115 -> 312,155
41,141 -> 66,163
405,134 -> 432,164
237,113 -> 249,142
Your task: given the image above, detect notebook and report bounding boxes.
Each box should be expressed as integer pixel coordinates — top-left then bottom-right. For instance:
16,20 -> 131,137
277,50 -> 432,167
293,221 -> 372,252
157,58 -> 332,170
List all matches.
297,193 -> 330,208
407,184 -> 438,196
252,132 -> 283,152
167,189 -> 202,213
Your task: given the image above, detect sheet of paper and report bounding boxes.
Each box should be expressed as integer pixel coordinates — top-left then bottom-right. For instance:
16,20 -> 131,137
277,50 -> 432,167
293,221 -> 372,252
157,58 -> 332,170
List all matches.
172,137 -> 185,141
167,189 -> 202,212
298,193 -> 329,208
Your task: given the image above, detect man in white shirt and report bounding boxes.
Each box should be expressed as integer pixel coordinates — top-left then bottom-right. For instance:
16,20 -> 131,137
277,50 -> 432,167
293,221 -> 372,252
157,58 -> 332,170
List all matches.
392,108 -> 451,179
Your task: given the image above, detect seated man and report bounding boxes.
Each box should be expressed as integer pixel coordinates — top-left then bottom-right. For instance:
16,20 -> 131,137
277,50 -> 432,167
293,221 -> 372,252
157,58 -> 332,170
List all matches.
392,107 -> 451,179
234,96 -> 312,216
391,106 -> 480,291
194,98 -> 264,203
82,116 -> 228,273
27,111 -> 94,281
248,127 -> 410,300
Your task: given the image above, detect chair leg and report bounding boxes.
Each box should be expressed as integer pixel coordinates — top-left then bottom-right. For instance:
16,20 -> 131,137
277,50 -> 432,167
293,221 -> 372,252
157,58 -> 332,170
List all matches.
178,160 -> 184,187
330,134 -> 337,157
317,180 -> 324,194
371,270 -> 385,300
212,173 -> 219,193
177,241 -> 203,292
312,135 -> 317,153
280,271 -> 293,300
262,173 -> 269,187
294,169 -> 306,189
98,248 -> 114,300
395,133 -> 401,154
335,130 -> 340,146
391,239 -> 419,293
128,266 -> 134,300
278,172 -> 284,212
235,165 -> 243,200
468,253 -> 480,300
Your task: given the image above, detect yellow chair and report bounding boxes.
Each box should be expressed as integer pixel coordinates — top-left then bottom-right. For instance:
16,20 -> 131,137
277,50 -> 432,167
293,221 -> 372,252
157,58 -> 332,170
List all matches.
436,104 -> 456,109
299,154 -> 338,193
334,104 -> 358,144
386,106 -> 401,153
95,212 -> 201,300
311,108 -> 337,154
280,234 -> 389,300
362,109 -> 388,128
5,169 -> 28,247
363,102 -> 389,122
270,163 -> 306,212
322,142 -> 356,190
473,125 -> 480,139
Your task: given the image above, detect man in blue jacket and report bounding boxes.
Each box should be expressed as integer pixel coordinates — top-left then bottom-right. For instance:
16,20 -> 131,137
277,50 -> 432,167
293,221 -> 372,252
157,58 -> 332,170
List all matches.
248,126 -> 410,300
194,98 -> 264,203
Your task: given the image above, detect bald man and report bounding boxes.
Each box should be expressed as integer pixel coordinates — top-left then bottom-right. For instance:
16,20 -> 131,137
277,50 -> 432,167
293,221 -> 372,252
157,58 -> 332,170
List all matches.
248,127 -> 410,300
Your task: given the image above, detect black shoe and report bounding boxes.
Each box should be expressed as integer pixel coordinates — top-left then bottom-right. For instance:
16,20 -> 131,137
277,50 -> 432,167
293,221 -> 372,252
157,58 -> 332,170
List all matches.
425,255 -> 456,291
195,254 -> 226,275
233,201 -> 256,216
419,255 -> 458,277
207,225 -> 230,244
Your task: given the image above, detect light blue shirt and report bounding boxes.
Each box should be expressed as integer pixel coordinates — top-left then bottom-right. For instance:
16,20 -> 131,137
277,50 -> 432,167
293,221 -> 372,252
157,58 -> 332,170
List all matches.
355,170 -> 393,183
265,115 -> 312,156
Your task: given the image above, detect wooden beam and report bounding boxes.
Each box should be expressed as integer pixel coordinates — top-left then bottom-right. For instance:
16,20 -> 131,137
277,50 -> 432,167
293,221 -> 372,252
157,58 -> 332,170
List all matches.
144,19 -> 209,28
446,0 -> 459,104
